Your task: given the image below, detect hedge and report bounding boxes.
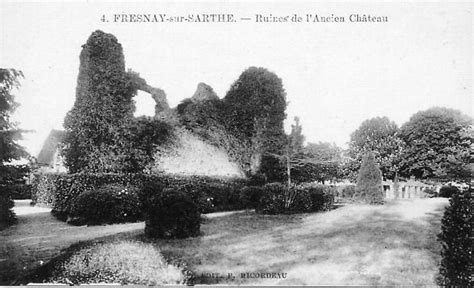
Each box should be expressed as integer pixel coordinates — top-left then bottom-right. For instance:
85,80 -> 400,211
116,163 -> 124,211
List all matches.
31,172 -> 248,222
437,187 -> 473,286
9,184 -> 32,199
256,183 -> 336,215
70,184 -> 143,225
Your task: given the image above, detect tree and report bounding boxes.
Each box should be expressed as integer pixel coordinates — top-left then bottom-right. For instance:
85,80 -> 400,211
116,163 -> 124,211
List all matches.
355,152 -> 384,204
223,67 -> 287,175
0,68 -> 28,228
399,107 -> 472,181
293,142 -> 342,184
0,69 -> 28,165
63,30 -> 137,173
347,116 -> 404,180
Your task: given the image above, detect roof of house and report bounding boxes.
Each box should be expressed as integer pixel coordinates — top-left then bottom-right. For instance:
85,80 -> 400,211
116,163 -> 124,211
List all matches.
37,129 -> 65,165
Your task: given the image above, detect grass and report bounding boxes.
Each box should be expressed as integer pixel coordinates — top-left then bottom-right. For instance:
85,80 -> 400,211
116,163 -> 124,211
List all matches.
145,198 -> 449,285
21,198 -> 448,285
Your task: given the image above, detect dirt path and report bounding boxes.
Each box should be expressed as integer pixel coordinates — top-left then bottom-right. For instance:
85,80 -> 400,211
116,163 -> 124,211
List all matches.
0,200 -> 144,284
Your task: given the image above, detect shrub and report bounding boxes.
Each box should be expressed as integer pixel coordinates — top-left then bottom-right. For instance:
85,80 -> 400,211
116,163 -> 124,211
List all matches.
302,184 -> 336,212
255,183 -> 335,214
160,181 -> 244,214
145,188 -> 200,239
438,185 -> 459,198
256,183 -> 288,214
437,187 -> 473,286
355,152 -> 384,204
44,240 -> 184,285
31,172 -> 247,222
137,180 -> 165,213
288,186 -> 312,213
239,186 -> 265,209
0,185 -> 16,230
70,184 -> 142,225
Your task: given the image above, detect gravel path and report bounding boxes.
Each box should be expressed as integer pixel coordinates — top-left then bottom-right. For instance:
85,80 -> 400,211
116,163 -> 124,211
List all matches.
0,200 -> 144,285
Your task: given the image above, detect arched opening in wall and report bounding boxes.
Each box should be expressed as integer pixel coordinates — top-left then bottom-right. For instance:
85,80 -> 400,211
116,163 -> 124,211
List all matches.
134,90 -> 156,117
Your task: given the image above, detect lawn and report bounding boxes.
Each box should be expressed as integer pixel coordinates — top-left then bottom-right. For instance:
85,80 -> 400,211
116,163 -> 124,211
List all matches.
17,198 -> 448,285
144,198 -> 448,285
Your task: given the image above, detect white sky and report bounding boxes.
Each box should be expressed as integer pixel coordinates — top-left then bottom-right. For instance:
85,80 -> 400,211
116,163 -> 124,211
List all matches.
1,1 -> 472,157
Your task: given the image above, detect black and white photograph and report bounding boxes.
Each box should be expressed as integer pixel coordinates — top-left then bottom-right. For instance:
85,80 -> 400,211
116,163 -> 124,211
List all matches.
1,0 -> 472,286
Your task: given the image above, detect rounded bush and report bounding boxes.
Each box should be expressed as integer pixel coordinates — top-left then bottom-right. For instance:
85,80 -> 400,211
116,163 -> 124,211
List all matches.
145,188 -> 200,239
438,185 -> 459,198
138,181 -> 165,212
71,184 -> 142,225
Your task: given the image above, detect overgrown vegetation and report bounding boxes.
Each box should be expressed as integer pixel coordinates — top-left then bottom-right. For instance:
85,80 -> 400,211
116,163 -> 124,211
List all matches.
437,187 -> 473,286
62,30 -> 172,174
177,67 -> 288,177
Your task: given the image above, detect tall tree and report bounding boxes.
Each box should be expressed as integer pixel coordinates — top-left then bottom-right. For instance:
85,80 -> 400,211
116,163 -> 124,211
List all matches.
399,107 -> 472,181
347,116 -> 404,180
63,30 -> 136,173
0,69 -> 27,164
223,67 -> 287,175
0,68 -> 28,228
355,152 -> 384,204
0,69 -> 29,180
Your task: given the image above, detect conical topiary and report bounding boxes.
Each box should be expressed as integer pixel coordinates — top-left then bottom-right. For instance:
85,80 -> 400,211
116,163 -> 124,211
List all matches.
355,152 -> 384,204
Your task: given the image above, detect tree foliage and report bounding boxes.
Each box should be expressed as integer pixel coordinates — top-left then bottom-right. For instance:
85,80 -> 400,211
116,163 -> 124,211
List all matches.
355,152 -> 384,204
399,107 -> 472,181
293,142 -> 342,183
0,68 -> 29,228
0,69 -> 28,165
347,116 -> 404,180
